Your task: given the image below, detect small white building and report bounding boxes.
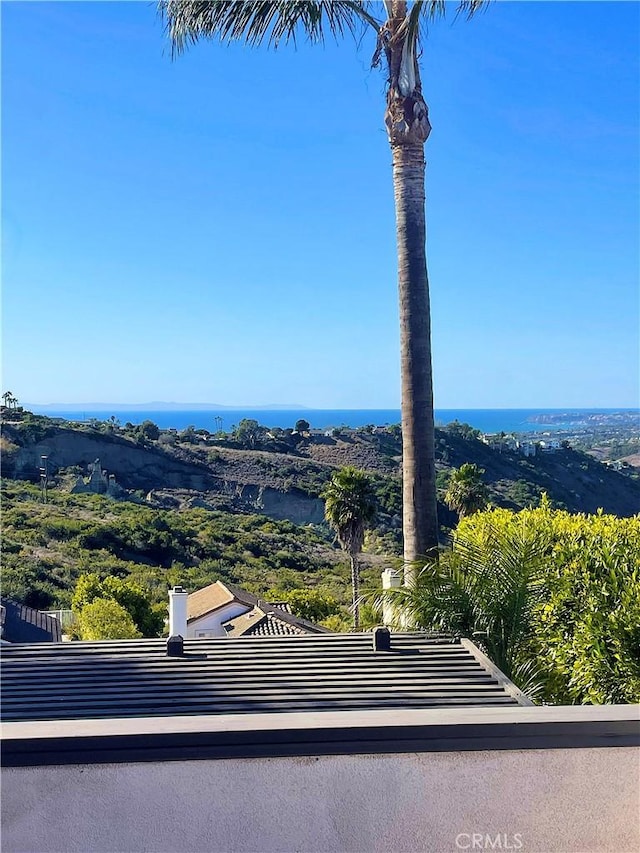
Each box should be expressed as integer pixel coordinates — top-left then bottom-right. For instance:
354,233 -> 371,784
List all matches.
519,441 -> 537,458
170,582 -> 327,639
481,433 -> 518,452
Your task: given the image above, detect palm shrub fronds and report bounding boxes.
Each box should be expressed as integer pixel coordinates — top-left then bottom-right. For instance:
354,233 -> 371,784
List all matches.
377,501 -> 640,704
376,518 -> 550,700
160,1 -> 381,53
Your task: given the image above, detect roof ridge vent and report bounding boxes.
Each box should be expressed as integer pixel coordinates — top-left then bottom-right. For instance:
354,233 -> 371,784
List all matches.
166,635 -> 184,657
372,626 -> 391,652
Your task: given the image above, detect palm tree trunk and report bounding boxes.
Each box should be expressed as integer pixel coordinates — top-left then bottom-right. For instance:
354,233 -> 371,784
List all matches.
392,144 -> 438,576
350,553 -> 360,631
385,4 -> 439,580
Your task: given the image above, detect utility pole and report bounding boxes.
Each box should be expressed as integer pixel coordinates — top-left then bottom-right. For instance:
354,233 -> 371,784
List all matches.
39,455 -> 49,504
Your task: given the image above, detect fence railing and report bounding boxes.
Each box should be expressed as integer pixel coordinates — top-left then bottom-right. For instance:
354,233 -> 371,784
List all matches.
43,610 -> 75,629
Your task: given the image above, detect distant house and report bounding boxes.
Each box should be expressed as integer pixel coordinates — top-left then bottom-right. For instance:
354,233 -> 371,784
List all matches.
222,604 -> 313,637
605,460 -> 628,472
518,440 -> 537,457
181,581 -> 328,639
481,433 -> 518,452
539,439 -> 561,452
481,433 -> 500,447
0,598 -> 62,644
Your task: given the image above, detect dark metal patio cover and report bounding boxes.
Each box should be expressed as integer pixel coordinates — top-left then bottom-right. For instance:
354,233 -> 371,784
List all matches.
0,632 -> 531,723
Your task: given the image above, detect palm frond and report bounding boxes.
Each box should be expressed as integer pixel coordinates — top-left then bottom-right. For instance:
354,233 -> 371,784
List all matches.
509,656 -> 548,703
413,0 -> 489,23
396,0 -> 489,62
397,0 -> 421,95
374,554 -> 474,633
160,1 -> 381,54
454,0 -> 490,21
323,466 -> 376,555
376,520 -> 549,698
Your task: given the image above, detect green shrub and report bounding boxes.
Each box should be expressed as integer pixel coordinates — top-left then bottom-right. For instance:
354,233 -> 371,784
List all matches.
457,501 -> 640,704
72,573 -> 163,637
273,588 -> 338,622
77,598 -> 142,640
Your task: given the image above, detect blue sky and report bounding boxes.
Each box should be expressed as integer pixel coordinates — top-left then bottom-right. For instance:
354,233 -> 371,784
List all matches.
2,1 -> 638,408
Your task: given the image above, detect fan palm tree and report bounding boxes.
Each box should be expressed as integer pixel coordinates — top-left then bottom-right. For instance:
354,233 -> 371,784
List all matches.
2,391 -> 13,409
444,462 -> 489,518
323,466 -> 376,630
376,520 -> 550,699
159,0 -> 488,579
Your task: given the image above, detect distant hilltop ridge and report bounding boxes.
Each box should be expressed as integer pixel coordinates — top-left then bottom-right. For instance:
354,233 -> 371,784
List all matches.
27,402 -> 312,412
2,413 -> 639,520
528,411 -> 639,425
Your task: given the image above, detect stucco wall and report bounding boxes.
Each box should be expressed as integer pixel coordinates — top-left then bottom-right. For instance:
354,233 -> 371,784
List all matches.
188,601 -> 248,637
3,747 -> 638,853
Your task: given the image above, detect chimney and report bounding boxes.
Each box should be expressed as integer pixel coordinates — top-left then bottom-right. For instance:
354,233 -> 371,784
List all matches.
168,586 -> 188,638
381,568 -> 401,627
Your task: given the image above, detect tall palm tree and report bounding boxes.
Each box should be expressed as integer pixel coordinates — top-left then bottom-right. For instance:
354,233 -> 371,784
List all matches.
2,391 -> 13,409
323,466 -> 376,630
444,462 -> 489,518
159,0 -> 487,580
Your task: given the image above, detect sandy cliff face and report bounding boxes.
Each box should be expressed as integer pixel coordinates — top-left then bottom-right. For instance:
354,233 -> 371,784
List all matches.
2,426 -> 327,525
256,486 -> 325,524
4,428 -> 219,492
3,421 -> 639,522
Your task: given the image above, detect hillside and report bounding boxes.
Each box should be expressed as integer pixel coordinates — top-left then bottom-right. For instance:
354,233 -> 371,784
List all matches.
0,478 -> 383,621
3,415 -> 639,524
2,413 -> 638,620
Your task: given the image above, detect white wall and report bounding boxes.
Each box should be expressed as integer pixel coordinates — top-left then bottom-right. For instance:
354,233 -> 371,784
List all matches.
3,747 -> 638,853
188,601 -> 249,638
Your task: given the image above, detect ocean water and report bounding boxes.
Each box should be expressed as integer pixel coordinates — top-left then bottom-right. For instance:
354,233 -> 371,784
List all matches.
28,407 -> 636,435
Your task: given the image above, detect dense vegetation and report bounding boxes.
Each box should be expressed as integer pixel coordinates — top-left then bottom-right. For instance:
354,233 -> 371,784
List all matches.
3,471 -> 639,703
2,410 -> 639,701
381,501 -> 640,704
1,478 -> 380,631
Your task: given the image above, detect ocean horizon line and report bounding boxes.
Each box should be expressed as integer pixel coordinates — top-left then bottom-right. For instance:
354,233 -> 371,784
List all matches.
25,403 -> 639,412
24,405 -> 639,436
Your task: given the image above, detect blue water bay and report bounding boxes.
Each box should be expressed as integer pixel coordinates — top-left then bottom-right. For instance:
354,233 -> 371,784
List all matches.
29,407 -> 635,435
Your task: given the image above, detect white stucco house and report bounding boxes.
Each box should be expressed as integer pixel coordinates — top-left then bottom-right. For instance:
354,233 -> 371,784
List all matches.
518,440 -> 537,457
174,581 -> 327,639
539,438 -> 562,451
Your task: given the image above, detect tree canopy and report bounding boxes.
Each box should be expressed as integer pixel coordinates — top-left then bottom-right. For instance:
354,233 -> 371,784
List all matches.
77,597 -> 142,641
234,418 -> 266,449
72,572 -> 163,637
273,587 -> 338,623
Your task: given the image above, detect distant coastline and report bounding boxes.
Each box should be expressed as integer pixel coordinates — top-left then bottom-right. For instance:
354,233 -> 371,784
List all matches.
29,401 -> 310,412
25,407 -> 639,435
